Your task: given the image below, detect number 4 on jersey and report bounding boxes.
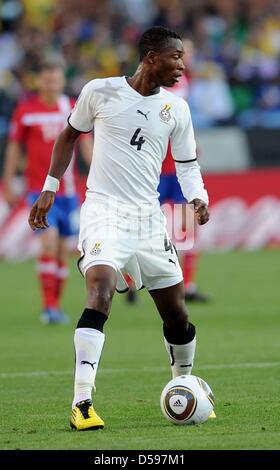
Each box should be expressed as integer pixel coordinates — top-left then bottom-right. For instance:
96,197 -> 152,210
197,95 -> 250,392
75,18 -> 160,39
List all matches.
130,128 -> 145,151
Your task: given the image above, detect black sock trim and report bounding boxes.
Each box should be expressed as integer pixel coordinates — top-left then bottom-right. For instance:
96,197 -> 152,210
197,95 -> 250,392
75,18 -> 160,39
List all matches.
76,309 -> 108,332
163,322 -> 196,345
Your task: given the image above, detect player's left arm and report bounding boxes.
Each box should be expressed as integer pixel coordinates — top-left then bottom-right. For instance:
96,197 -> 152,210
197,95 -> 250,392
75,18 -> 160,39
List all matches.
175,160 -> 210,225
190,197 -> 209,225
170,100 -> 210,225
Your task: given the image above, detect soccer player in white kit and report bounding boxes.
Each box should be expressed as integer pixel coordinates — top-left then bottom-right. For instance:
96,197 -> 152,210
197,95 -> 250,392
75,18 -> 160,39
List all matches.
29,26 -> 210,430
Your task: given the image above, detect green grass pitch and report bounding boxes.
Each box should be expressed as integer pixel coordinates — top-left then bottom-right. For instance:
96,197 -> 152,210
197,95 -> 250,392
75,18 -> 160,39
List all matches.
0,250 -> 279,450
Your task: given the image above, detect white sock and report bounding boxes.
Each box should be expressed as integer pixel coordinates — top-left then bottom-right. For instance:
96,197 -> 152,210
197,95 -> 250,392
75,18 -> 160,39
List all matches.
164,336 -> 196,378
72,328 -> 105,408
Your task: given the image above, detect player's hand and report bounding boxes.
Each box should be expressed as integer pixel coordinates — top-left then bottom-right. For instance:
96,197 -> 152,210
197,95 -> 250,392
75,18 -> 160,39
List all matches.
28,191 -> 55,230
190,198 -> 210,225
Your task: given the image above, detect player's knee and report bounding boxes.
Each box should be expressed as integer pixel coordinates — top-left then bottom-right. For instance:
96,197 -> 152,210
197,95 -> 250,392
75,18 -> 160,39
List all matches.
164,308 -> 189,331
159,290 -> 189,329
163,310 -> 195,345
86,270 -> 116,314
40,228 -> 59,256
86,282 -> 113,313
40,242 -> 57,258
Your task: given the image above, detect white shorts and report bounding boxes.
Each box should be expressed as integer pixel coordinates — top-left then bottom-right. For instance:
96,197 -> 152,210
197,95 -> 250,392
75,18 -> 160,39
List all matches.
77,194 -> 183,292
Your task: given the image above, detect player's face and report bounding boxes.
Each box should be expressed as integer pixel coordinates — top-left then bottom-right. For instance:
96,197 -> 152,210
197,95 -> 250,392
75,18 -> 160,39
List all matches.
153,38 -> 185,87
37,68 -> 65,96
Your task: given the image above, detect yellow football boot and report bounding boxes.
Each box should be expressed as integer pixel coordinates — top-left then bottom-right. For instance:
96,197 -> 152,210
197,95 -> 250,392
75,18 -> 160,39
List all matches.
208,410 -> 217,419
70,399 -> 104,431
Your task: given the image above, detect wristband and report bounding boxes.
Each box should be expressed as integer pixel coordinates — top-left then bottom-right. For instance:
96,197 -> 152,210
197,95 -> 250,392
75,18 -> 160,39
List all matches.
42,175 -> 60,193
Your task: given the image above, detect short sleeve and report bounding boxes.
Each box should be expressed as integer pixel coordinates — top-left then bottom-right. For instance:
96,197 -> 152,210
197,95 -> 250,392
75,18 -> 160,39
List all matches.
170,100 -> 196,162
8,104 -> 26,142
68,81 -> 98,133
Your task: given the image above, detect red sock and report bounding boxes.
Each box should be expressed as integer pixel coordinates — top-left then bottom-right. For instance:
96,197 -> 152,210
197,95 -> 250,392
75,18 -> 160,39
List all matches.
55,261 -> 69,306
124,273 -> 133,288
182,251 -> 199,291
37,256 -> 58,310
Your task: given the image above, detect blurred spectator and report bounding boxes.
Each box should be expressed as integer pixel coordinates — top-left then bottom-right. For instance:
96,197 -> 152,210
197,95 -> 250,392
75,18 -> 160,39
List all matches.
188,61 -> 235,128
0,0 -> 23,85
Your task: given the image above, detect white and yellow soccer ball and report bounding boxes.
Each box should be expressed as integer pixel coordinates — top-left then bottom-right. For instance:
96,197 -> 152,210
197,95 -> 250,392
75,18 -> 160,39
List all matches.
160,375 -> 215,425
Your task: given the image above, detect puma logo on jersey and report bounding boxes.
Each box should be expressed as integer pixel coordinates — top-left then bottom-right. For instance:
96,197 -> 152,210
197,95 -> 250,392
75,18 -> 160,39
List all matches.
81,360 -> 97,371
137,109 -> 150,120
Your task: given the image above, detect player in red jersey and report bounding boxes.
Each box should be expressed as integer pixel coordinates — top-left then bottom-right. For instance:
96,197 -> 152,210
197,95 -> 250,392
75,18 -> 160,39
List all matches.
3,61 -> 92,323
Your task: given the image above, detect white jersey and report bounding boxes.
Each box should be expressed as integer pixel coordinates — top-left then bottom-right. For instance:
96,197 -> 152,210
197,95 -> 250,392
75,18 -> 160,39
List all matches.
68,76 -> 197,206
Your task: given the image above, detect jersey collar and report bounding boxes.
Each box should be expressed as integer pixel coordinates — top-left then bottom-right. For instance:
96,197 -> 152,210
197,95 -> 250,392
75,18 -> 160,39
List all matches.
123,76 -> 163,99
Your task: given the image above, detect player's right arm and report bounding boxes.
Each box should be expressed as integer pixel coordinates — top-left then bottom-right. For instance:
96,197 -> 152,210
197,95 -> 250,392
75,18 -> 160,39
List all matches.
28,125 -> 81,230
2,141 -> 22,208
3,103 -> 25,208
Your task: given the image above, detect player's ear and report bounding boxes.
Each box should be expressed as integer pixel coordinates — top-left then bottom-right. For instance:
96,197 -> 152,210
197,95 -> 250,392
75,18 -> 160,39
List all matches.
146,51 -> 156,65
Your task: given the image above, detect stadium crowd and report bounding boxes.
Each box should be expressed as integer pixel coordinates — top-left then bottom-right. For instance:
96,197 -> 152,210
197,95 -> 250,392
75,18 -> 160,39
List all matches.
1,0 -> 280,138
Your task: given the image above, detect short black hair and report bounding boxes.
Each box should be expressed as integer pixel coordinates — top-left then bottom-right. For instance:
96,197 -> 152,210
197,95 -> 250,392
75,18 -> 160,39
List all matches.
139,26 -> 181,61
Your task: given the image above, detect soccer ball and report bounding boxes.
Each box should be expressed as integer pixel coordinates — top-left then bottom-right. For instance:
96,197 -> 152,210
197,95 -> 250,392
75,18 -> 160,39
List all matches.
160,375 -> 215,425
